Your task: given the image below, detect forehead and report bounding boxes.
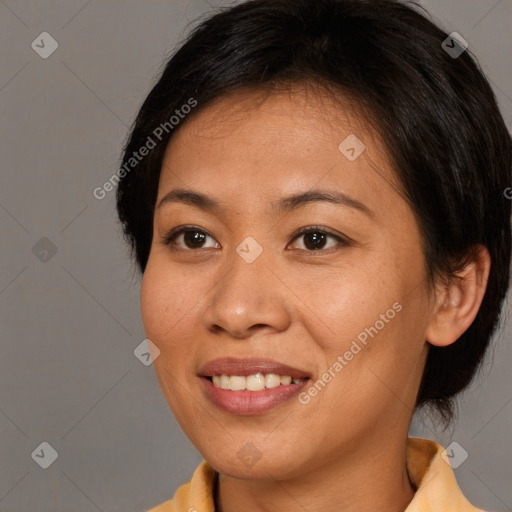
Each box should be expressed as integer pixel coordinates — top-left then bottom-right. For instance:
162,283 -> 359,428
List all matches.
158,85 -> 404,217
169,83 -> 379,150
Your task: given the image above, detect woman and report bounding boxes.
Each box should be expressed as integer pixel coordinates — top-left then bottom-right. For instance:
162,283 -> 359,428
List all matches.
116,0 -> 511,510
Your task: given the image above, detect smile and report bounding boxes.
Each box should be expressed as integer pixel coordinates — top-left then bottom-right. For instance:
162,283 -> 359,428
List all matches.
210,373 -> 305,391
198,357 -> 311,414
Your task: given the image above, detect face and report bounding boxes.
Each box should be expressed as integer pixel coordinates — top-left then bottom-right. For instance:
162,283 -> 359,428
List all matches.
141,85 -> 434,480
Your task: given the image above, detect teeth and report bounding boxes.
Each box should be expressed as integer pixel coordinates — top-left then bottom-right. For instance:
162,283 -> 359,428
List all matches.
246,373 -> 265,391
229,375 -> 246,391
265,373 -> 281,388
219,375 -> 230,390
211,373 -> 304,390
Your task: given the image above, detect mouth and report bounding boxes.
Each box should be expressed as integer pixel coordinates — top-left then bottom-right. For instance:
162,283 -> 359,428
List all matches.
198,357 -> 311,414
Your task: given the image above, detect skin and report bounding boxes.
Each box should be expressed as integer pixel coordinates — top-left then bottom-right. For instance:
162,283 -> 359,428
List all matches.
140,83 -> 490,512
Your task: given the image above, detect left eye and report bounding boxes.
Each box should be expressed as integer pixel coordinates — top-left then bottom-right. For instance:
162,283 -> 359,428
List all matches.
289,228 -> 344,251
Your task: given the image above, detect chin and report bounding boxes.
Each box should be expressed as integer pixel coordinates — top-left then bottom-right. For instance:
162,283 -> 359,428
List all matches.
210,458 -> 289,480
198,442 -> 306,480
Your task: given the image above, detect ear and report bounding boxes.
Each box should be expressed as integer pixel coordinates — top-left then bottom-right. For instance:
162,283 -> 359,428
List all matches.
425,244 -> 491,347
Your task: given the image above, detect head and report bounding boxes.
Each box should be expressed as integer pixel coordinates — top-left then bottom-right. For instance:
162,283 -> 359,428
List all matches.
116,0 -> 511,479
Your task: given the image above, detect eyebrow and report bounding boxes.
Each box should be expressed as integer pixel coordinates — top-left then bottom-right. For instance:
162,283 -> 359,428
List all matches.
156,187 -> 374,217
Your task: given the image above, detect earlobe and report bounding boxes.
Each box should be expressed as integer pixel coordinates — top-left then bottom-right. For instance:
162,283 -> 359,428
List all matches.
425,245 -> 491,348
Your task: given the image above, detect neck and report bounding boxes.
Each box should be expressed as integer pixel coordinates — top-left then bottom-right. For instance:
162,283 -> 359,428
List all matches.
215,434 -> 416,512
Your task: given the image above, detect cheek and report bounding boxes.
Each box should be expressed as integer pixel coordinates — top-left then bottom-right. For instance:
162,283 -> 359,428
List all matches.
141,263 -> 184,374
302,258 -> 402,345
140,262 -> 202,417
140,266 -> 168,339
140,256 -> 213,382
304,250 -> 427,389
140,258 -> 195,342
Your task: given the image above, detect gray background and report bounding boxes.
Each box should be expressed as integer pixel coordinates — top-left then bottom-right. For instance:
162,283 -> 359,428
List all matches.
0,0 -> 510,511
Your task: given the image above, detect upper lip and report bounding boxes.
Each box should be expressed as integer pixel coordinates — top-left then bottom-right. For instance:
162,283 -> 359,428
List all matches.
198,357 -> 312,379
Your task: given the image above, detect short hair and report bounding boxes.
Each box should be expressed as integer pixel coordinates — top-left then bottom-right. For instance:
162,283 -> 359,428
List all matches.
116,0 -> 512,422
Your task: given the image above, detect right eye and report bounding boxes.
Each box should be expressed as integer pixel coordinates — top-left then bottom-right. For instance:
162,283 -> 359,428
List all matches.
161,226 -> 220,251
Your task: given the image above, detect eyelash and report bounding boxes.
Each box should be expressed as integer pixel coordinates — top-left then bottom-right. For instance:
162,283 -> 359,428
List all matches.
161,225 -> 350,253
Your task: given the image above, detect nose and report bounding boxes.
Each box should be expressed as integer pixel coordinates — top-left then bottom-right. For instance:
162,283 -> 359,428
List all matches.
202,249 -> 292,339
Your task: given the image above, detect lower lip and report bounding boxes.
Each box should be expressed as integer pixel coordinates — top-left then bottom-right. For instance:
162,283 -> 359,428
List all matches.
200,377 -> 309,415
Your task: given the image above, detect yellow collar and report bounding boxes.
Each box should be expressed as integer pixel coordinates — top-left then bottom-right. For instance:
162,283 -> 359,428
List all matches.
148,437 -> 486,512
404,437 -> 486,511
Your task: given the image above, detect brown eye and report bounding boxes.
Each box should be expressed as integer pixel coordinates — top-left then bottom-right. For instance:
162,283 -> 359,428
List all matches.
289,227 -> 347,252
162,227 -> 220,250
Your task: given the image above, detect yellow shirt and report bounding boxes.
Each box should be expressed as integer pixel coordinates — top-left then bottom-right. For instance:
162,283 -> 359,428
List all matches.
147,437 -> 486,512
